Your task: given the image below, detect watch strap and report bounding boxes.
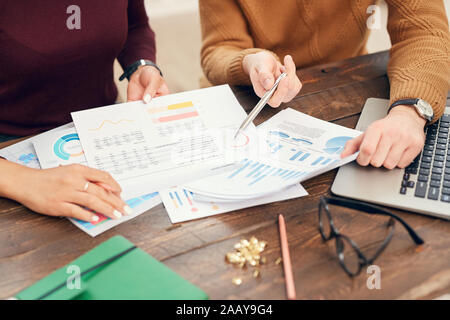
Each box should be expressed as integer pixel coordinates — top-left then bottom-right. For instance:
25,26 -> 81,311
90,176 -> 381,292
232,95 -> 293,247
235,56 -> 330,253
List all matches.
119,59 -> 163,81
387,98 -> 419,114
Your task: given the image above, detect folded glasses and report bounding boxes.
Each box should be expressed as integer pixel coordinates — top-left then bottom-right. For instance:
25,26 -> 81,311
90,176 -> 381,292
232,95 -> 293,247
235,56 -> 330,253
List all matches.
318,196 -> 424,277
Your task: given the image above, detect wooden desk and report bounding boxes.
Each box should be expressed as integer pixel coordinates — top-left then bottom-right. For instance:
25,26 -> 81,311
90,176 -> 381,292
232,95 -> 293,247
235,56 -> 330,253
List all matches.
1,51 -> 449,300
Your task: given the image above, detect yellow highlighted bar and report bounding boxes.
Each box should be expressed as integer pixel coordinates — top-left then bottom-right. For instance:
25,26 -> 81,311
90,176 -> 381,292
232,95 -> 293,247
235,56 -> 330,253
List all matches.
168,101 -> 194,110
147,101 -> 194,114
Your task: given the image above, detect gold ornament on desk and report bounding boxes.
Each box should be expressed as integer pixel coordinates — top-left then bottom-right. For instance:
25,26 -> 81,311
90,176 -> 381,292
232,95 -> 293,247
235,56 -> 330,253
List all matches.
226,236 -> 267,285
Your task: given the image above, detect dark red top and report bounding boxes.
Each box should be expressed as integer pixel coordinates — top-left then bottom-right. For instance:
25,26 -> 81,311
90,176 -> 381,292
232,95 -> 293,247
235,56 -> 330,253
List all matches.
0,0 -> 156,136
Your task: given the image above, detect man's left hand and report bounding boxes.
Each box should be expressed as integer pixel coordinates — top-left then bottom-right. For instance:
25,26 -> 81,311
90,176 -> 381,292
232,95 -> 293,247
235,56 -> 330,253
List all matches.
341,105 -> 427,169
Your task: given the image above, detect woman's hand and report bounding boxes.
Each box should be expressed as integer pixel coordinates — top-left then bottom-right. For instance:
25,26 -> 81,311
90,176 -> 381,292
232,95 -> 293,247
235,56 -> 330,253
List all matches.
127,65 -> 170,103
341,105 -> 426,169
242,52 -> 302,107
11,164 -> 132,222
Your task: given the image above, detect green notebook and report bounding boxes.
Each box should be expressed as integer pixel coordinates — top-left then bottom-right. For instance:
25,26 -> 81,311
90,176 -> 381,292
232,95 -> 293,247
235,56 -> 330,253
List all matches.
15,236 -> 208,300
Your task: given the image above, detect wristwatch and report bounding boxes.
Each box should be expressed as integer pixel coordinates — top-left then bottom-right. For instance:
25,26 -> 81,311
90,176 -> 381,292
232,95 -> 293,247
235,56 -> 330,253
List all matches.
388,98 -> 434,123
119,59 -> 163,81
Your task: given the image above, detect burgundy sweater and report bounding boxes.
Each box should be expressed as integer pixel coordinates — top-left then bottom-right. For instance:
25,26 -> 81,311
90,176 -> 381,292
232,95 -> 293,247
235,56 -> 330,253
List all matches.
0,0 -> 156,136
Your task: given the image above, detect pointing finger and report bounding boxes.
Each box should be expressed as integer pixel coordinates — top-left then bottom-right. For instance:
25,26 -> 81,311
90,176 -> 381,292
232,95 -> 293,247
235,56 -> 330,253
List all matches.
284,55 -> 296,77
341,134 -> 364,158
357,128 -> 382,166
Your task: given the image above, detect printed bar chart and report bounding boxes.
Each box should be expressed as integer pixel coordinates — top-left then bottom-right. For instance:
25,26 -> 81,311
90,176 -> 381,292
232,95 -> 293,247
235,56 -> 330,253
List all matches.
312,156 -> 325,166
227,159 -> 305,186
18,153 -> 37,165
147,101 -> 194,114
298,153 -> 310,161
148,101 -> 200,124
289,150 -> 303,161
154,111 -> 199,123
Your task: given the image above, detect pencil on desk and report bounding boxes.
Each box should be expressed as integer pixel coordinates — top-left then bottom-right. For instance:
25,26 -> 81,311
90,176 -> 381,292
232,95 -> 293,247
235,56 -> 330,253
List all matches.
278,214 -> 296,300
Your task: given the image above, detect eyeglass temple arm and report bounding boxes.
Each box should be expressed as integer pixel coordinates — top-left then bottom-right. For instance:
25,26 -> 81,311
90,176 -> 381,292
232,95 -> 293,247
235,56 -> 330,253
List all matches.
323,197 -> 424,245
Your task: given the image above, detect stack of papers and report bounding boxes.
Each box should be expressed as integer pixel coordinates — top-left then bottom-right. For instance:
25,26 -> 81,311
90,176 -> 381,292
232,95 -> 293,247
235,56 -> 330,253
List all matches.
159,185 -> 307,224
184,108 -> 360,200
71,85 -> 252,200
0,124 -> 162,237
0,85 -> 360,234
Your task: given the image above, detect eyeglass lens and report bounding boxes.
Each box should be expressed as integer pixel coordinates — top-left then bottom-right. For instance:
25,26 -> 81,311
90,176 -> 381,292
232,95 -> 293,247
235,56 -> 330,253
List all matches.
318,203 -> 332,240
336,236 -> 361,275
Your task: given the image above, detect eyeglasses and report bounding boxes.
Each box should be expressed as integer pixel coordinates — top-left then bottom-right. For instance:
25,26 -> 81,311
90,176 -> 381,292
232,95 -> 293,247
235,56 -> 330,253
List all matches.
318,196 -> 424,277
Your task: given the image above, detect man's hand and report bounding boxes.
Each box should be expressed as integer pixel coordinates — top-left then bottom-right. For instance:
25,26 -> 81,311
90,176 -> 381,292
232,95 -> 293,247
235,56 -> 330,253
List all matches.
127,65 -> 170,103
242,52 -> 302,107
341,105 -> 426,169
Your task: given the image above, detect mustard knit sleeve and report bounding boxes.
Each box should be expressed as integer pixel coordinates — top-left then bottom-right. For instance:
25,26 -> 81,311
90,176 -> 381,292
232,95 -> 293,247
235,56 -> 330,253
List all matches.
385,0 -> 450,122
199,0 -> 275,85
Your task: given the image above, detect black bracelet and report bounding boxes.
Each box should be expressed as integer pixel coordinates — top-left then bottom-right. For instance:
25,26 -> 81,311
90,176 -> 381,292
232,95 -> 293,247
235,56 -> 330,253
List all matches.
119,59 -> 163,81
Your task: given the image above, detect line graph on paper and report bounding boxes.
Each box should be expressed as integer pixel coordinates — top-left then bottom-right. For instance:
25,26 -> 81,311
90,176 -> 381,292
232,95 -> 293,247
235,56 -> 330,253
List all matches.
82,100 -> 220,178
89,119 -> 134,131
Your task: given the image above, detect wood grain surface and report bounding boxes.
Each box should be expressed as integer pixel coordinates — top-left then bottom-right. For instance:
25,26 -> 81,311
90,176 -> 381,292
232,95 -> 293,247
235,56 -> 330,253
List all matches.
1,51 -> 449,300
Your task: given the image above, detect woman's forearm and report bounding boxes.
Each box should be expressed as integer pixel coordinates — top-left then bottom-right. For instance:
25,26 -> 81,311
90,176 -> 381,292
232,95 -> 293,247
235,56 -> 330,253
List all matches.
0,159 -> 32,201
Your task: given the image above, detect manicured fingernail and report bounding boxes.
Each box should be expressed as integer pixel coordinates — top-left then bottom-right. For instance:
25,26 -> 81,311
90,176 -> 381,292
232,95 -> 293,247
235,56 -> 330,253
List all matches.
143,94 -> 152,103
113,210 -> 122,218
263,78 -> 272,89
92,215 -> 100,222
124,205 -> 133,215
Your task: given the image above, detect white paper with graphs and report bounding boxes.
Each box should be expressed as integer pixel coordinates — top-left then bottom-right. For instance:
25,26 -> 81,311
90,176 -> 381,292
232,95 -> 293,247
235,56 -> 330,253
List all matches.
184,108 -> 361,200
32,125 -> 162,237
1,85 -> 361,231
71,85 -> 254,199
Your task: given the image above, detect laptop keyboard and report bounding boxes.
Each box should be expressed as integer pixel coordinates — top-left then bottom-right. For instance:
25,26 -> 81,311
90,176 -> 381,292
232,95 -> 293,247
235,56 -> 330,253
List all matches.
401,113 -> 450,202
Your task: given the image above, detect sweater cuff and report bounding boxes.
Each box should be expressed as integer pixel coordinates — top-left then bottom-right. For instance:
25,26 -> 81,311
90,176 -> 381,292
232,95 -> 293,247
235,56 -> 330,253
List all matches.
228,48 -> 280,85
389,80 -> 448,124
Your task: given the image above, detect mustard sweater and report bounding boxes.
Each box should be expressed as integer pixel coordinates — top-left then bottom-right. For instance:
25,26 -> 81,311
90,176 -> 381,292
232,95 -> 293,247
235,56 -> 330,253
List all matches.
200,0 -> 450,121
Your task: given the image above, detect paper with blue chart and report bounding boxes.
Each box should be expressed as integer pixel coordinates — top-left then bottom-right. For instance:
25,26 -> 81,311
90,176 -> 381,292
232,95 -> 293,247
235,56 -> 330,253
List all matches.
160,184 -> 307,223
33,127 -> 88,168
32,126 -> 162,237
0,123 -> 74,169
185,108 -> 361,200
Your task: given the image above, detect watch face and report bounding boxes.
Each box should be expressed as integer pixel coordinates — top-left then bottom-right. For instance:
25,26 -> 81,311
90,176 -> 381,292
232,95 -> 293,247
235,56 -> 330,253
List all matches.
416,99 -> 434,119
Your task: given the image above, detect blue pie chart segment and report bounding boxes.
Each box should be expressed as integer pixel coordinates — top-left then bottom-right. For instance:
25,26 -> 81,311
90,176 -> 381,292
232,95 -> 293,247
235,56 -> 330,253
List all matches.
53,133 -> 80,160
324,136 -> 353,155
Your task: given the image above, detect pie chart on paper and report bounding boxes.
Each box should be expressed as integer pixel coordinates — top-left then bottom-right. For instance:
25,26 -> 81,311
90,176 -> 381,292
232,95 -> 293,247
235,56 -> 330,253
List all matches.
323,136 -> 353,155
53,133 -> 84,161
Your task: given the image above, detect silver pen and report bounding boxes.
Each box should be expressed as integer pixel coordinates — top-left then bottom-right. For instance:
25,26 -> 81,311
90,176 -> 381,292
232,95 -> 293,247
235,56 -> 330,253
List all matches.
234,72 -> 287,139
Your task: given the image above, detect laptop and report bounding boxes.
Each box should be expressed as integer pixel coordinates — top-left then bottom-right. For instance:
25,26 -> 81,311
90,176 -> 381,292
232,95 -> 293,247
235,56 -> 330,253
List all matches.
332,93 -> 450,220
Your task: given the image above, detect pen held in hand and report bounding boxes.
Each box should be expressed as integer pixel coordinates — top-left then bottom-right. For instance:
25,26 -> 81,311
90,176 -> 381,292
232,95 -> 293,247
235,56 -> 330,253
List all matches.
234,73 -> 287,140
